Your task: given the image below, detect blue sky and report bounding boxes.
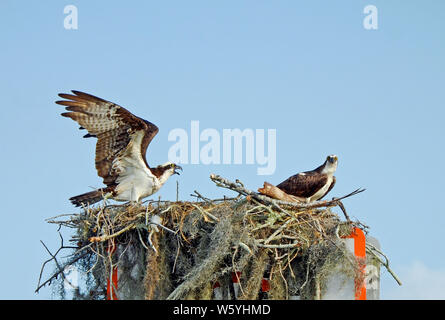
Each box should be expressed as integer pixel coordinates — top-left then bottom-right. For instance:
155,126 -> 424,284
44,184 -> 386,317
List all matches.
0,1 -> 444,299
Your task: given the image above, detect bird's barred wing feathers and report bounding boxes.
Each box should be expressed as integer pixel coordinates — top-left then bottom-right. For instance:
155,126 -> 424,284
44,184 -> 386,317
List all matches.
56,90 -> 159,186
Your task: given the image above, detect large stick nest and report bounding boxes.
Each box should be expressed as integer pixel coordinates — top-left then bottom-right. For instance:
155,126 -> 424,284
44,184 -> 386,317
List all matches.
37,175 -> 371,300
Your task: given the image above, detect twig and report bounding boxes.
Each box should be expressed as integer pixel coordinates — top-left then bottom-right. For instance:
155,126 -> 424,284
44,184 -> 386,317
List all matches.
147,229 -> 157,254
191,190 -> 212,203
137,228 -> 149,250
366,243 -> 402,286
36,232 -> 87,293
172,235 -> 181,273
255,241 -> 300,249
264,218 -> 294,244
335,200 -> 350,222
190,203 -> 220,222
238,242 -> 253,255
176,181 -> 179,202
276,249 -> 289,300
89,223 -> 136,243
148,222 -> 177,234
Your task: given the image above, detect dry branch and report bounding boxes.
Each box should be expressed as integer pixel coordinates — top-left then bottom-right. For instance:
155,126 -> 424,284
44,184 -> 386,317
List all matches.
366,242 -> 402,286
258,182 -> 305,202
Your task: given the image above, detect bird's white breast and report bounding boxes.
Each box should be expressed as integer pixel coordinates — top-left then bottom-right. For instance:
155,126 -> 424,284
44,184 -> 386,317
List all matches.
113,131 -> 161,202
309,175 -> 333,202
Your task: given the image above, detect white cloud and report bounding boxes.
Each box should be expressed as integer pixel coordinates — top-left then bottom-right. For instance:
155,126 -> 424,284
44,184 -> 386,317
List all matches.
381,261 -> 445,299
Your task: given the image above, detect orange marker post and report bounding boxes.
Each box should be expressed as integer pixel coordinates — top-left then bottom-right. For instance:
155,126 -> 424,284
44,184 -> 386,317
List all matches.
106,267 -> 118,300
231,271 -> 242,299
106,239 -> 119,300
341,227 -> 366,300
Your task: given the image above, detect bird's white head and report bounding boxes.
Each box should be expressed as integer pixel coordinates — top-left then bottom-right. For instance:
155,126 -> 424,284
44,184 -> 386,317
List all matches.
155,162 -> 183,185
322,154 -> 338,175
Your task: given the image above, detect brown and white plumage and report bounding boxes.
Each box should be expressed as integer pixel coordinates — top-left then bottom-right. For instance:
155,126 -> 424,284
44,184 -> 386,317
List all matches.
57,90 -> 182,207
274,155 -> 338,203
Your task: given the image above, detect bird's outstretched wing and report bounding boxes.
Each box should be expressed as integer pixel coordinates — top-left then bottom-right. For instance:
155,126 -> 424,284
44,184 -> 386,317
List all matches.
56,90 -> 159,186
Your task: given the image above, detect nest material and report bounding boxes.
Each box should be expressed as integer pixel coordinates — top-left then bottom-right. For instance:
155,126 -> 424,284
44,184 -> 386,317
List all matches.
40,193 -> 363,300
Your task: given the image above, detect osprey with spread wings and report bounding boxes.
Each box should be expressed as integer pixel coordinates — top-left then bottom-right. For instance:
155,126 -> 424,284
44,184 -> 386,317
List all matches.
57,90 -> 182,207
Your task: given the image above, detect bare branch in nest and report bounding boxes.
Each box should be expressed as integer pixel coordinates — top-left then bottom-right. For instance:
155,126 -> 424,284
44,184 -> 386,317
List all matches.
263,218 -> 295,245
148,221 -> 177,234
255,242 -> 300,249
258,182 -> 305,203
366,243 -> 402,286
147,229 -> 157,254
190,203 -> 220,222
238,242 -> 253,255
89,223 -> 136,243
190,190 -> 212,203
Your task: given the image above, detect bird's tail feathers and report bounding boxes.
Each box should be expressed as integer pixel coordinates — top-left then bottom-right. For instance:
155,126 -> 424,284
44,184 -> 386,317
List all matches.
69,187 -> 113,207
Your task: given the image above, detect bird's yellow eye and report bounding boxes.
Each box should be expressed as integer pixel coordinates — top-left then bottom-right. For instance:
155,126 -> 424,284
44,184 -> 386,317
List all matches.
171,163 -> 175,168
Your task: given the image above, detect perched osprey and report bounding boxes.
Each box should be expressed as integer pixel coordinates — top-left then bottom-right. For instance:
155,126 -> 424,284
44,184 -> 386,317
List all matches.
57,90 -> 182,207
275,155 -> 338,203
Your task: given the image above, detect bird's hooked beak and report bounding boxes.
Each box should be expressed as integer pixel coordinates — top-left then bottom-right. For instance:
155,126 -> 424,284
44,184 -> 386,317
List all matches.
174,165 -> 183,175
327,155 -> 338,164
